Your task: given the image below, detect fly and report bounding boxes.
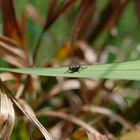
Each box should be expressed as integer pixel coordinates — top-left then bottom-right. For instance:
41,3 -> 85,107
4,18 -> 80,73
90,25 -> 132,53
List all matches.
65,63 -> 86,73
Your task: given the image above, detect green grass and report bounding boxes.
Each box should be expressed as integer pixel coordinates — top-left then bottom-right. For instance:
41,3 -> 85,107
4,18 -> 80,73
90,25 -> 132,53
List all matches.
0,60 -> 140,80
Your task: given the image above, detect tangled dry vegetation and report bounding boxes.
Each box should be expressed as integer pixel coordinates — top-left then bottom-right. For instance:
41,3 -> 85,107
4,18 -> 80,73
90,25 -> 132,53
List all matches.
0,0 -> 140,140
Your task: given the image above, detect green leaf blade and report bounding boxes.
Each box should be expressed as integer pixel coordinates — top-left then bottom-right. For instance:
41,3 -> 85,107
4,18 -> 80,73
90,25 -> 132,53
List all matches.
0,60 -> 140,80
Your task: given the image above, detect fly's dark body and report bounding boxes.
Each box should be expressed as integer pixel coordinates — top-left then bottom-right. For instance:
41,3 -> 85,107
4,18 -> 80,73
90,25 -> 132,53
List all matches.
65,64 -> 86,73
68,64 -> 81,73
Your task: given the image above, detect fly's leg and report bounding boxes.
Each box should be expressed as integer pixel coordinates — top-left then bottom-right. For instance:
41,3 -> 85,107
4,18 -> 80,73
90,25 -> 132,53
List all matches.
64,69 -> 72,74
79,66 -> 87,72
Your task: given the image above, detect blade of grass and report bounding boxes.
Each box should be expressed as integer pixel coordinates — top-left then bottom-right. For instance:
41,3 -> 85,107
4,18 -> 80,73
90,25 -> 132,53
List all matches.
0,61 -> 140,80
0,80 -> 53,140
71,0 -> 95,40
33,0 -> 77,62
1,0 -> 24,47
37,109 -> 100,135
